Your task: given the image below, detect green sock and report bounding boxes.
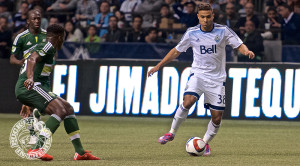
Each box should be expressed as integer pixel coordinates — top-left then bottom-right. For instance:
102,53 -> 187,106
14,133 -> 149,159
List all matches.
71,138 -> 84,155
33,115 -> 61,149
64,115 -> 85,155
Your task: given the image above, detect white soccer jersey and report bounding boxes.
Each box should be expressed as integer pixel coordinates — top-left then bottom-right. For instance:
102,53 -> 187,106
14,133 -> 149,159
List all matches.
176,23 -> 243,84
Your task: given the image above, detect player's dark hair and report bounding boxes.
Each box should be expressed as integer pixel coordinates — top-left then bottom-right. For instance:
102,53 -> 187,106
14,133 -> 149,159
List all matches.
47,24 -> 65,36
198,3 -> 212,11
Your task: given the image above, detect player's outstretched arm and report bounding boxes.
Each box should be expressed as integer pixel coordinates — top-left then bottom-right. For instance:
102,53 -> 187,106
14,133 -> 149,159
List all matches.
24,52 -> 41,90
10,54 -> 25,66
148,48 -> 181,77
237,44 -> 255,59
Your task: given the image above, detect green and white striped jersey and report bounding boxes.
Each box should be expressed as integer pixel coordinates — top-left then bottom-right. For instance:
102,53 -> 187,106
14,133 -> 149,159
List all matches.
15,41 -> 56,97
11,28 -> 47,59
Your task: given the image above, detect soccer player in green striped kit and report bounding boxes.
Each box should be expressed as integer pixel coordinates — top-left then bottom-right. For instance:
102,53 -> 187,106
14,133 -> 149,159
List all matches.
15,24 -> 100,161
10,9 -> 46,145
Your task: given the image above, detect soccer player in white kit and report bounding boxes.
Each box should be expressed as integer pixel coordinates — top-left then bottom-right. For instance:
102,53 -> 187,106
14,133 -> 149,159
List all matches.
147,3 -> 255,155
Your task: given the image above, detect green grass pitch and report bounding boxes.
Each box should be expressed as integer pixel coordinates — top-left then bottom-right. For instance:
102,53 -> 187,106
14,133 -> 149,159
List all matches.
1,113 -> 300,166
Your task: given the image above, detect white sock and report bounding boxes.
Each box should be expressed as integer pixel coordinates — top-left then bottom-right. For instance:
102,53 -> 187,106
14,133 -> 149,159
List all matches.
170,104 -> 189,135
203,120 -> 221,143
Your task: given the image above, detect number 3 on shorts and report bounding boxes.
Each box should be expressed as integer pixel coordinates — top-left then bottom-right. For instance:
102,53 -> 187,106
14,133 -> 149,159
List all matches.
217,95 -> 225,104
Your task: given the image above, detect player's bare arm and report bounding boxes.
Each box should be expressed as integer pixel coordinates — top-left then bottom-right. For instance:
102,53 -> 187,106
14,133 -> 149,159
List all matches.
237,44 -> 255,59
10,54 -> 25,66
147,48 -> 181,77
24,52 -> 41,90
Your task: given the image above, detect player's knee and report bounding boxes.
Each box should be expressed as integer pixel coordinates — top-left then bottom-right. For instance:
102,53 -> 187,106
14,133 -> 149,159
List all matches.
182,103 -> 191,109
183,99 -> 197,109
212,116 -> 222,125
66,106 -> 74,115
56,108 -> 68,119
64,102 -> 74,115
56,105 -> 68,119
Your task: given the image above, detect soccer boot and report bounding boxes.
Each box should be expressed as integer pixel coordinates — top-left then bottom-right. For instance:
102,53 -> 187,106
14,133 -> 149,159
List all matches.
203,144 -> 211,156
158,132 -> 175,144
74,150 -> 100,160
27,148 -> 53,161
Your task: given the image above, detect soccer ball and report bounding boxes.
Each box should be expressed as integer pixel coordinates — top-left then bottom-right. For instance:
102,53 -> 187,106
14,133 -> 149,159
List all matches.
185,137 -> 206,156
33,121 -> 45,132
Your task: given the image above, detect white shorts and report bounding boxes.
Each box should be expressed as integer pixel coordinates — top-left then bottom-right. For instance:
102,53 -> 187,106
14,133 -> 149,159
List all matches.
184,73 -> 226,111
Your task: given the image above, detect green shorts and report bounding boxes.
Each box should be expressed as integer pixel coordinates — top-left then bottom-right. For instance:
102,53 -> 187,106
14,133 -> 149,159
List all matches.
16,84 -> 57,115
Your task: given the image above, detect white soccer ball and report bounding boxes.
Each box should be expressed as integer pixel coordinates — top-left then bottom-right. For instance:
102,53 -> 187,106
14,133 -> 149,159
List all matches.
185,137 -> 206,156
33,121 -> 45,132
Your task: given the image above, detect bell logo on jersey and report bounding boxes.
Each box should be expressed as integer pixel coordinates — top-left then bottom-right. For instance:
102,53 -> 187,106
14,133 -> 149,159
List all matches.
200,45 -> 217,54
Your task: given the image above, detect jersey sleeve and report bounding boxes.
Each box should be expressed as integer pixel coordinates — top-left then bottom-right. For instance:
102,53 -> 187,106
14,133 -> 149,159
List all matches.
175,30 -> 191,52
33,42 -> 55,60
224,26 -> 243,49
11,34 -> 23,56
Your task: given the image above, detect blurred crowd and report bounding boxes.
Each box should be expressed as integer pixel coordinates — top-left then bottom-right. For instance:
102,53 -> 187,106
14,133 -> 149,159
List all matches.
0,0 -> 300,61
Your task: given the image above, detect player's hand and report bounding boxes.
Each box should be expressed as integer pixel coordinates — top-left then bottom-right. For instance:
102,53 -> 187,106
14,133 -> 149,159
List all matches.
20,105 -> 31,118
246,51 -> 255,59
17,59 -> 25,66
24,79 -> 34,90
147,66 -> 160,77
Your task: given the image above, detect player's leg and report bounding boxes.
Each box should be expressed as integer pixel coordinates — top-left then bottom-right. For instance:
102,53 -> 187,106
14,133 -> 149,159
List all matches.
158,95 -> 198,144
55,97 -> 99,160
19,86 -> 64,160
20,104 -> 41,145
158,74 -> 201,144
201,83 -> 226,155
31,97 -> 67,150
20,105 -> 38,144
203,109 -> 223,144
171,95 -> 198,134
29,108 -> 42,144
202,109 -> 223,156
28,98 -> 69,161
55,97 -> 84,154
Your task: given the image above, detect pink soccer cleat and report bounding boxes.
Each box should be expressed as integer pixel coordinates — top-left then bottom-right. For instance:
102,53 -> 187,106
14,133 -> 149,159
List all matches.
203,144 -> 211,156
158,132 -> 175,144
